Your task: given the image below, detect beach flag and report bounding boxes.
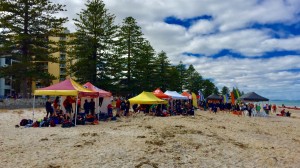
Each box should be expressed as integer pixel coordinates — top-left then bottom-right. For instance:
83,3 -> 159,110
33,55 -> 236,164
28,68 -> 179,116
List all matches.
235,88 -> 240,98
223,94 -> 228,103
198,90 -> 204,101
192,92 -> 198,108
231,91 -> 235,105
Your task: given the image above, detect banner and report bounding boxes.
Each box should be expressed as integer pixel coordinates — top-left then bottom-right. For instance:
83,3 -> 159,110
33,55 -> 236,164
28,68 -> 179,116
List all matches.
198,90 -> 204,101
223,94 -> 228,103
235,88 -> 240,98
192,92 -> 198,108
231,92 -> 235,105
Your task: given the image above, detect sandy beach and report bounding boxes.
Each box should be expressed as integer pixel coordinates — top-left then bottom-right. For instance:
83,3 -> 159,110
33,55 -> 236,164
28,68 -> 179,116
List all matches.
0,107 -> 299,168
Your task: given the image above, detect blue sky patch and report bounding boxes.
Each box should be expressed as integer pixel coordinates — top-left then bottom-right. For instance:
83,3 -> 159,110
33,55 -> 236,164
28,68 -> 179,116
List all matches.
164,15 -> 213,29
249,22 -> 300,38
183,50 -> 300,60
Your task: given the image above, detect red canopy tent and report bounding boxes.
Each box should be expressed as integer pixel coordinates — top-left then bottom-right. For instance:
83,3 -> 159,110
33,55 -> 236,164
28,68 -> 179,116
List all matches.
153,88 -> 170,99
181,91 -> 192,99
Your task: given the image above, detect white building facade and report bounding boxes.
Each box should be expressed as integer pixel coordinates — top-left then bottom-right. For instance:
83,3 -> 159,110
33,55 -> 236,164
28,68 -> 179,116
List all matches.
0,57 -> 13,97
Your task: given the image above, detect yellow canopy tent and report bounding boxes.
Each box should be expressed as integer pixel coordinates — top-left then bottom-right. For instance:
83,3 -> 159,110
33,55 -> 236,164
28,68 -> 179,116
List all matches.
129,91 -> 167,104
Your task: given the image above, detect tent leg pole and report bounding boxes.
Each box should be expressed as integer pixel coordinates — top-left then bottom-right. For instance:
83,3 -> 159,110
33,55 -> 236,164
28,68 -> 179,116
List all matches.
33,95 -> 36,121
75,95 -> 78,126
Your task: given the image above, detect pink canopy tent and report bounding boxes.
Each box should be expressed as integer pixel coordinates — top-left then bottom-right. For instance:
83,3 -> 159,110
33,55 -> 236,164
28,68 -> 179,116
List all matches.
83,82 -> 112,97
153,88 -> 170,99
82,82 -> 112,114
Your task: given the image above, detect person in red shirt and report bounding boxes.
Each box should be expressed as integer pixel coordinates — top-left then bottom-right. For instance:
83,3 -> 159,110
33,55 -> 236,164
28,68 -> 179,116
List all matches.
115,97 -> 121,117
63,96 -> 75,119
272,104 -> 277,113
107,103 -> 113,117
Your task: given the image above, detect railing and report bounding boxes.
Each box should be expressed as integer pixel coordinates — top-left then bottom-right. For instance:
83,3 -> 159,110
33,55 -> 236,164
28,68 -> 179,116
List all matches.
0,98 -> 45,109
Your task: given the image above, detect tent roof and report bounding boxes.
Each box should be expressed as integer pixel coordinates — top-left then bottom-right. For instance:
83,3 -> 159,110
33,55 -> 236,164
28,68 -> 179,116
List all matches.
164,90 -> 188,100
206,94 -> 222,100
153,88 -> 170,99
83,82 -> 112,97
34,79 -> 99,97
238,92 -> 269,102
181,91 -> 192,99
129,91 -> 167,104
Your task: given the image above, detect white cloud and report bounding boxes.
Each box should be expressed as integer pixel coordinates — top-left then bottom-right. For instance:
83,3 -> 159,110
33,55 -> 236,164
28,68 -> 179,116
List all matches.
189,20 -> 215,35
50,0 -> 300,100
185,55 -> 300,100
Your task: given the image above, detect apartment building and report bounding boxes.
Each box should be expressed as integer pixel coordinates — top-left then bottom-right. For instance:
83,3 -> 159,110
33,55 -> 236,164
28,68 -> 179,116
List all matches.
1,29 -> 72,96
0,57 -> 13,97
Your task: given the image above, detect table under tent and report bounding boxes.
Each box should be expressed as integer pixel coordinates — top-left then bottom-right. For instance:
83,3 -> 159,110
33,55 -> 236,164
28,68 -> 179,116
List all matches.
33,79 -> 99,126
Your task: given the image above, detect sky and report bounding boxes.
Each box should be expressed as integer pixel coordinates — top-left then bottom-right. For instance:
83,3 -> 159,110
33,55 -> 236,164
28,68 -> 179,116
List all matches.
53,0 -> 300,100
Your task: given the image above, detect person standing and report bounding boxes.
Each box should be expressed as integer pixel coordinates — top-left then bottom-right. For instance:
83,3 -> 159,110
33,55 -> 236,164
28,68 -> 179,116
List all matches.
77,99 -> 81,114
53,96 -> 60,111
45,98 -> 53,118
115,97 -> 121,117
107,102 -> 113,117
83,99 -> 90,116
272,104 -> 277,113
120,99 -> 126,116
124,100 -> 130,116
63,96 -> 75,119
89,99 -> 95,116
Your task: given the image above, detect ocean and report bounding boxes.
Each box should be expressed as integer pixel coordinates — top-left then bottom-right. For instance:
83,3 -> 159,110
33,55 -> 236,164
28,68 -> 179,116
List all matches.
269,100 -> 300,107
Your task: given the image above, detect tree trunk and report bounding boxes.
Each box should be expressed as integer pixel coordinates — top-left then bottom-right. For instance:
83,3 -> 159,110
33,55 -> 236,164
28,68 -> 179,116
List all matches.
20,1 -> 29,98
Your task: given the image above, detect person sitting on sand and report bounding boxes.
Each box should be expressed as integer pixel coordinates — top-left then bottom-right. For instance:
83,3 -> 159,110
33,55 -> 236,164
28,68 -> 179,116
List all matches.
279,109 -> 286,116
286,111 -> 291,117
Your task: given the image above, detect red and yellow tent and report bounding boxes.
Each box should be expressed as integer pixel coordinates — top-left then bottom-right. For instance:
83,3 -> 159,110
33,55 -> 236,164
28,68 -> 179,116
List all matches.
34,79 -> 99,97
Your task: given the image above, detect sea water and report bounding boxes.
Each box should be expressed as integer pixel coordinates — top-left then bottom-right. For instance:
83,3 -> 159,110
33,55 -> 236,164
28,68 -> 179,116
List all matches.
269,100 -> 300,107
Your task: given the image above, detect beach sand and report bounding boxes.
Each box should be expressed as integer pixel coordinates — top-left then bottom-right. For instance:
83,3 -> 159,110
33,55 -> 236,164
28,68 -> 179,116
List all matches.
0,107 -> 299,168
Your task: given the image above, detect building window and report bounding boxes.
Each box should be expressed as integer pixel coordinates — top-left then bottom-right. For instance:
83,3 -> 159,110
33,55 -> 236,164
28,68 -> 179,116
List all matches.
60,54 -> 66,61
5,58 -> 11,65
5,89 -> 10,97
5,77 -> 11,86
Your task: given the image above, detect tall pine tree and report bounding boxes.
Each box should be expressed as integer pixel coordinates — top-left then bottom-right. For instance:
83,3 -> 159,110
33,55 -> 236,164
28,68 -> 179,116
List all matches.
133,40 -> 156,93
185,65 -> 203,93
154,51 -> 171,91
176,61 -> 187,92
0,0 -> 67,98
118,16 -> 144,93
68,0 -> 118,88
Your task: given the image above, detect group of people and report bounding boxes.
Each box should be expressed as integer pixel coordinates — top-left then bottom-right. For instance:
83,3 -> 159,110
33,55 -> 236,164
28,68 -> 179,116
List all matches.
115,97 -> 131,117
201,100 -> 282,117
277,109 -> 291,117
45,96 -> 96,121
